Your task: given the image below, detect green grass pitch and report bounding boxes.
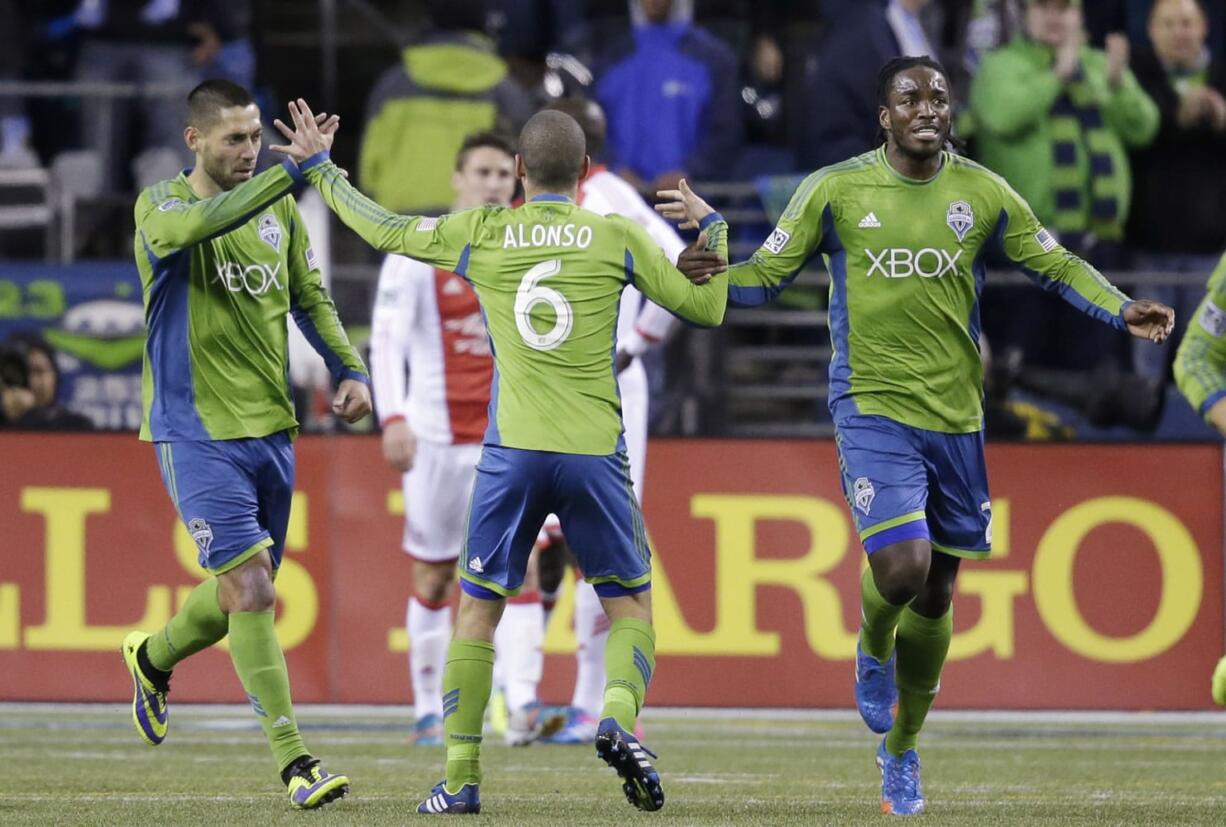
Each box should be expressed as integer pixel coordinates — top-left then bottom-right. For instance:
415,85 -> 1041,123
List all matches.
3,704 -> 1225,825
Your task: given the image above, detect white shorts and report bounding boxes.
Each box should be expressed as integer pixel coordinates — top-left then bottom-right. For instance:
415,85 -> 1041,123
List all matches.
402,440 -> 483,562
539,359 -> 648,543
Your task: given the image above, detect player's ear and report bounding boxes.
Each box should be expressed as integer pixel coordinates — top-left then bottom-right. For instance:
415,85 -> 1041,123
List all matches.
183,125 -> 199,154
878,106 -> 891,134
579,155 -> 591,181
514,153 -> 526,180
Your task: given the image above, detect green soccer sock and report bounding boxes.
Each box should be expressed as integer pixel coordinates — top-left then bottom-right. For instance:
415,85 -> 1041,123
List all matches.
600,617 -> 656,731
860,566 -> 909,661
885,605 -> 953,757
145,578 -> 228,672
443,639 -> 495,791
227,611 -> 309,774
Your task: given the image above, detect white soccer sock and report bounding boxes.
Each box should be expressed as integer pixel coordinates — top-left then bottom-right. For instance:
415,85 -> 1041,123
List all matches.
571,579 -> 609,718
495,601 -> 545,713
407,597 -> 451,720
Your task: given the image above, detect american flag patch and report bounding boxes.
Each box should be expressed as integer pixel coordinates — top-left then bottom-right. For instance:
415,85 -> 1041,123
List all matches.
304,246 -> 319,271
1035,228 -> 1058,252
417,217 -> 439,232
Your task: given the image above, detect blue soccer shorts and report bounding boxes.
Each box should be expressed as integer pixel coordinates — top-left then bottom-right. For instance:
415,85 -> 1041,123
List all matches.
459,445 -> 652,600
154,431 -> 295,574
834,414 -> 992,558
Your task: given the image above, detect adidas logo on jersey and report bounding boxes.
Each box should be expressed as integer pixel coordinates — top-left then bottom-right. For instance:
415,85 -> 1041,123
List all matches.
858,212 -> 882,229
468,556 -> 484,574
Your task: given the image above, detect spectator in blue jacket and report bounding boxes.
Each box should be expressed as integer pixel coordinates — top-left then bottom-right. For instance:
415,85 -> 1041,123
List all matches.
594,0 -> 742,192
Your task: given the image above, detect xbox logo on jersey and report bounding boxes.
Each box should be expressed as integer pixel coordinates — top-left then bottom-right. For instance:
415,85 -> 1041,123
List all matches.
864,247 -> 963,279
211,261 -> 284,297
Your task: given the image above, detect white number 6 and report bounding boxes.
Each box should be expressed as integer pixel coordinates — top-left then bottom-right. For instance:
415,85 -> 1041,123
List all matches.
515,258 -> 573,351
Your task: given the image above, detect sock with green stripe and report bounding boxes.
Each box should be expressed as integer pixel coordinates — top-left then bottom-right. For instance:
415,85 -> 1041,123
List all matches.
227,610 -> 309,774
600,617 -> 656,731
860,566 -> 909,661
443,639 -> 495,791
145,578 -> 228,673
885,605 -> 953,757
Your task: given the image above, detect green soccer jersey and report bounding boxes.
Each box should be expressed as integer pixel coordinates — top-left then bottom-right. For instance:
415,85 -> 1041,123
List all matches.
729,146 -> 1133,433
134,159 -> 367,442
1174,252 -> 1226,419
301,153 -> 728,455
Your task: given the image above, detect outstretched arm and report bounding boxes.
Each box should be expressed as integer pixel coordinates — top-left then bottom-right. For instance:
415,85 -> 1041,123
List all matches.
995,184 -> 1173,342
138,111 -> 339,257
270,99 -> 472,267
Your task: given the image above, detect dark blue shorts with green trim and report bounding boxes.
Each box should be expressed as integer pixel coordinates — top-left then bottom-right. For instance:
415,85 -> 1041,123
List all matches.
459,445 -> 652,599
154,432 -> 294,574
834,414 -> 992,559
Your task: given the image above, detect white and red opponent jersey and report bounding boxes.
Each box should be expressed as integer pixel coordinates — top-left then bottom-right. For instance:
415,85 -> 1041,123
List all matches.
579,167 -> 685,356
370,259 -> 491,444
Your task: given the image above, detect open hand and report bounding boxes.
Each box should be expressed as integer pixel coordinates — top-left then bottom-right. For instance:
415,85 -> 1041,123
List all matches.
674,230 -> 728,285
269,98 -> 340,164
1124,299 -> 1175,344
654,179 -> 715,230
333,378 -> 372,424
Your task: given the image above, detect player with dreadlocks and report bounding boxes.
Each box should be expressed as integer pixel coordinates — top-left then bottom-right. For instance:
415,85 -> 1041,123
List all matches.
667,55 -> 1175,816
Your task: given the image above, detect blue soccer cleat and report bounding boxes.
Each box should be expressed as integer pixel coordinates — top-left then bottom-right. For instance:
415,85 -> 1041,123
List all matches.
877,739 -> 925,816
541,707 -> 598,745
411,712 -> 444,747
855,642 -> 897,734
417,780 -> 480,814
285,756 -> 349,810
595,717 -> 664,812
120,631 -> 169,746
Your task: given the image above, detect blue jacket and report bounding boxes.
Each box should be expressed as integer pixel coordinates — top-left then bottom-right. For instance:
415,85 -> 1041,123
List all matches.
798,2 -> 900,170
595,22 -> 742,181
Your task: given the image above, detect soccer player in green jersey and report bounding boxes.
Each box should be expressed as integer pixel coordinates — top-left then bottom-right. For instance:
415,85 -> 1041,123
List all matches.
120,80 -> 370,810
271,100 -> 728,814
672,56 -> 1175,816
1173,252 -> 1226,707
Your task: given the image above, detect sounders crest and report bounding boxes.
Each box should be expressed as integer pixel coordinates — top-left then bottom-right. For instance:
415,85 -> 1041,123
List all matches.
853,477 -> 875,516
946,200 -> 973,242
188,517 -> 214,556
258,213 -> 282,251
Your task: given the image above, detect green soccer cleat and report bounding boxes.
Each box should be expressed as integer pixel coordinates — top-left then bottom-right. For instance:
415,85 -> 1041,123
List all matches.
284,756 -> 350,810
121,631 -> 169,746
1212,655 -> 1226,706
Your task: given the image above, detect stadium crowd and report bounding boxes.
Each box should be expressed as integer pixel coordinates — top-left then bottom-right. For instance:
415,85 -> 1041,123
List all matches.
1,0 -> 1225,438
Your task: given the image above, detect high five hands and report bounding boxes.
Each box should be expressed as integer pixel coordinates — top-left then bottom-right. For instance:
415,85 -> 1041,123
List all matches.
270,99 -> 340,164
655,179 -> 727,285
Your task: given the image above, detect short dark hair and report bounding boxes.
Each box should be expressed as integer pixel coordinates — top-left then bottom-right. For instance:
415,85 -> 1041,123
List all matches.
544,97 -> 606,160
187,79 -> 256,130
517,110 -> 586,191
454,131 -> 516,171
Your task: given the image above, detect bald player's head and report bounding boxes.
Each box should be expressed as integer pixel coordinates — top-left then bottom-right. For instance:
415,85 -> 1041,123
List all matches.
545,97 -> 607,160
517,110 -> 589,193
